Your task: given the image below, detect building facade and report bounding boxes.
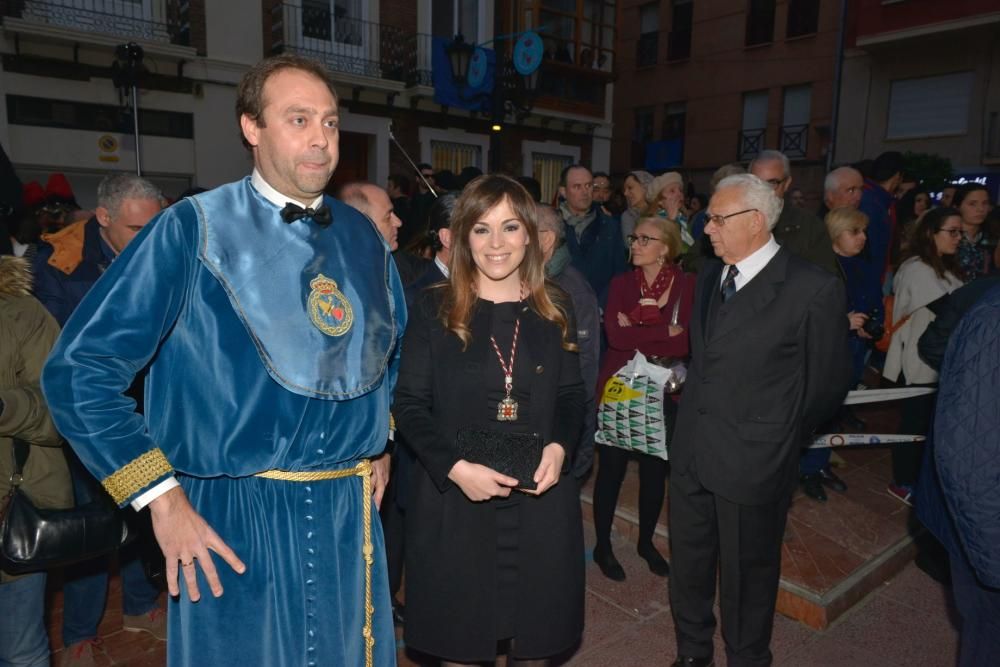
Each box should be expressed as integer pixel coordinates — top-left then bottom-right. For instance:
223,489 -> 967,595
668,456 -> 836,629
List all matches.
611,0 -> 844,196
0,0 -> 616,206
836,0 -> 1000,190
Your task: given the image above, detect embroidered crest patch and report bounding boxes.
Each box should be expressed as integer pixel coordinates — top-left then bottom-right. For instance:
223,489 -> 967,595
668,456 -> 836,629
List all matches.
308,274 -> 354,336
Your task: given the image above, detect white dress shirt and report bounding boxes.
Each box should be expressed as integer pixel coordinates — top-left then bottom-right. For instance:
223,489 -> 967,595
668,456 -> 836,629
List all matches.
719,235 -> 781,294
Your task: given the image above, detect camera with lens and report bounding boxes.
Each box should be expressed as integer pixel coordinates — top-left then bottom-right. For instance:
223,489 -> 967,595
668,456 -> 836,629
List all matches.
861,306 -> 884,341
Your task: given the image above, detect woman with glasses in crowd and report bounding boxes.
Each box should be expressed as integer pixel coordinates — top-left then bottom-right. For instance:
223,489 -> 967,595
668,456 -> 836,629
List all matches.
393,174 -> 586,666
883,207 -> 965,506
591,216 -> 694,581
952,183 -> 995,281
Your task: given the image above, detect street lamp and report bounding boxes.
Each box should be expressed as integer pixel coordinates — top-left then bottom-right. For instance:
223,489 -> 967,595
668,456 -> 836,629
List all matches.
445,34 -> 474,88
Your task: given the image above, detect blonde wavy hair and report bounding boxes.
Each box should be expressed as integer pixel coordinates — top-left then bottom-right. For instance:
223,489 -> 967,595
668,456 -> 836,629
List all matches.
633,216 -> 682,262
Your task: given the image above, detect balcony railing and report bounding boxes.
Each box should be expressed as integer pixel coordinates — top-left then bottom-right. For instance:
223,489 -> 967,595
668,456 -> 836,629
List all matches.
779,124 -> 809,159
738,128 -> 766,161
3,0 -> 189,45
271,3 -> 408,82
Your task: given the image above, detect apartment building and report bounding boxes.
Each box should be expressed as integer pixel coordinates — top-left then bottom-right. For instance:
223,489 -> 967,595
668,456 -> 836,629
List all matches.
611,0 -> 843,194
0,0 -> 616,205
836,0 -> 1000,194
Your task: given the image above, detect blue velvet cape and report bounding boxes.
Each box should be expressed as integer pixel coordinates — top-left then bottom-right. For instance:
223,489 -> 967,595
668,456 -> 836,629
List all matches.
42,177 -> 405,666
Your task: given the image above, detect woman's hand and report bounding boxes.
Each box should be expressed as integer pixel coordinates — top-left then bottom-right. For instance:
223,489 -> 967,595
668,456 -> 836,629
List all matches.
848,311 -> 872,339
663,190 -> 685,220
617,311 -> 633,328
668,325 -> 684,337
524,443 -> 566,496
447,460 -> 518,502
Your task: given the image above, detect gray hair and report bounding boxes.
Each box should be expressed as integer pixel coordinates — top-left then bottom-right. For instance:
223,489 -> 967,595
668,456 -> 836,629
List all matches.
715,174 -> 784,231
824,166 -> 862,193
536,204 -> 565,245
749,150 -> 791,180
710,163 -> 746,191
97,173 -> 163,217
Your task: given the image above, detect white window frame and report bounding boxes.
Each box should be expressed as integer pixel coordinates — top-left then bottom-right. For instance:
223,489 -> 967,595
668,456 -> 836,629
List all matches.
886,72 -> 974,140
419,126 -> 491,170
521,139 -> 581,179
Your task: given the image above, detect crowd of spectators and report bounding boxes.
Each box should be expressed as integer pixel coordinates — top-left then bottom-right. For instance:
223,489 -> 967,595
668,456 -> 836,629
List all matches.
2,131 -> 999,666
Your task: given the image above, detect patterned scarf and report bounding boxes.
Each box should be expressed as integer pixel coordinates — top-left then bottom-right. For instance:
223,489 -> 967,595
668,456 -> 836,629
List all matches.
627,265 -> 675,326
560,201 -> 596,241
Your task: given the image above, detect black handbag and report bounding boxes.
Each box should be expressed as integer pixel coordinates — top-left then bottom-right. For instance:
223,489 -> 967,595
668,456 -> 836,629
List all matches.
456,427 -> 542,491
1,439 -> 133,574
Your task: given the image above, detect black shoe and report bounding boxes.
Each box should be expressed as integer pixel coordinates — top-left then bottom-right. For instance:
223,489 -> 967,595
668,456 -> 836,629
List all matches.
593,546 -> 626,581
637,543 -> 670,577
819,465 -> 848,493
391,598 -> 405,625
801,473 -> 827,502
671,657 -> 714,667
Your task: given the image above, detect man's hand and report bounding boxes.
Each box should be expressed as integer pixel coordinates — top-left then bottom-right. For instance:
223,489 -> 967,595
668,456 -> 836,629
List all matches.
523,443 -> 566,496
148,486 -> 246,602
447,460 -> 518,501
371,453 -> 390,510
847,311 -> 868,332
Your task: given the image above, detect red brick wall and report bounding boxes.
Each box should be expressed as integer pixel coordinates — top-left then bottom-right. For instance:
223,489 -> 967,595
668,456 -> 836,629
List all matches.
853,0 -> 999,41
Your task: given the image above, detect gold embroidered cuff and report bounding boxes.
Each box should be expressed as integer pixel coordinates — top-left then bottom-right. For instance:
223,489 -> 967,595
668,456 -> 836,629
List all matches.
102,448 -> 174,505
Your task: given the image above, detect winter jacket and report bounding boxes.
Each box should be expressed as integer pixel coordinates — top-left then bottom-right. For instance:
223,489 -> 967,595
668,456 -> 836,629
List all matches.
929,284 -> 1000,587
0,256 -> 72,582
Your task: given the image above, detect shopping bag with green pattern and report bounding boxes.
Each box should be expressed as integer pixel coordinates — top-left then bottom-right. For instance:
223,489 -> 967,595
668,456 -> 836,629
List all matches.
595,351 -> 672,460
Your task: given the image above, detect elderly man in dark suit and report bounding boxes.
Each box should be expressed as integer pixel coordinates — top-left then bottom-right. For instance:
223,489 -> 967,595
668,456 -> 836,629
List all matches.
668,174 -> 852,667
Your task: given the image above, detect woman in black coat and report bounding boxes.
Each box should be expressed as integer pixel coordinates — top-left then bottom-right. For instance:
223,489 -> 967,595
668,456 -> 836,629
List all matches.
394,174 -> 586,665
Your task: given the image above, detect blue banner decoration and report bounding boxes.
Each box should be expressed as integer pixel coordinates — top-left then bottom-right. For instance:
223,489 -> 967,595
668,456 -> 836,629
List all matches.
645,140 -> 684,171
432,37 -> 496,112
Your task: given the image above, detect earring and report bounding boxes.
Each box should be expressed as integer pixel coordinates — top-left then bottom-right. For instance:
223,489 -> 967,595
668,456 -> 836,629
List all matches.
657,255 -> 665,265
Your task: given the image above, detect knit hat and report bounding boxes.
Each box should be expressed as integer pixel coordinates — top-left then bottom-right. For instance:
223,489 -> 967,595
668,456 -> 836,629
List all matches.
44,173 -> 78,206
645,171 -> 683,204
22,181 -> 45,209
627,170 -> 654,189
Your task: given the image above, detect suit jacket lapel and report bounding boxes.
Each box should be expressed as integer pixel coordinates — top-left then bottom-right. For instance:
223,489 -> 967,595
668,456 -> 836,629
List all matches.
699,261 -> 723,346
708,248 -> 789,344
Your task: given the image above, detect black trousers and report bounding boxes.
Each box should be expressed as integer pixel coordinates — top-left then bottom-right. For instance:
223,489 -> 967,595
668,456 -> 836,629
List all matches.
668,462 -> 791,667
592,445 -> 669,549
951,552 -> 1000,667
379,452 -> 405,598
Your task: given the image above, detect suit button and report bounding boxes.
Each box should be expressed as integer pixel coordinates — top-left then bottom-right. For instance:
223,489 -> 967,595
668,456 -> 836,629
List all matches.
697,408 -> 708,415
535,365 -> 544,374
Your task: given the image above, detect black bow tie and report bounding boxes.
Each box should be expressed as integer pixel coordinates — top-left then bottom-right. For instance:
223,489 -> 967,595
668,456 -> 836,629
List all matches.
280,202 -> 332,227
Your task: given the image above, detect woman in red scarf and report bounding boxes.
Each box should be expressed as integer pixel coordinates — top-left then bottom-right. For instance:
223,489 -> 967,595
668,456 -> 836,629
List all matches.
592,216 -> 695,581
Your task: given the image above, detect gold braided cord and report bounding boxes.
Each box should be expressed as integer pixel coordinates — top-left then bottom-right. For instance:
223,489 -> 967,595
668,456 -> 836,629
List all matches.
102,448 -> 174,505
254,460 -> 375,667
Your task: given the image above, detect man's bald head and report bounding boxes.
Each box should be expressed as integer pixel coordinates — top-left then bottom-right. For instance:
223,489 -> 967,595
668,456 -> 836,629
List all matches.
340,182 -> 402,251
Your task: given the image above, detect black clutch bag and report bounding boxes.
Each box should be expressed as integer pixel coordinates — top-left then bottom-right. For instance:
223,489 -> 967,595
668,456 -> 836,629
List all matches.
455,427 -> 542,491
1,439 -> 134,575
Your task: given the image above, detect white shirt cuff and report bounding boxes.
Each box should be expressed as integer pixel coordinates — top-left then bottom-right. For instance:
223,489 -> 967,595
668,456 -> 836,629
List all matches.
130,476 -> 180,510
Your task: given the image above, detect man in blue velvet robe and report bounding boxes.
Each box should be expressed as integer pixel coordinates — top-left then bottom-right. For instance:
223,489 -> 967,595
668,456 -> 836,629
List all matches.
42,55 -> 404,667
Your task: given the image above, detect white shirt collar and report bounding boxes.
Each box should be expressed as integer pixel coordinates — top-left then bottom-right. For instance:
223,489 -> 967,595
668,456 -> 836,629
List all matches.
721,235 -> 781,292
250,169 -> 324,210
434,255 -> 450,278
11,239 -> 28,258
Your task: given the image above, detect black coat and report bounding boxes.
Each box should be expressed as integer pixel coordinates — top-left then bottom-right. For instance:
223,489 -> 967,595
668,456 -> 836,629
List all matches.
672,248 -> 852,505
393,287 -> 586,661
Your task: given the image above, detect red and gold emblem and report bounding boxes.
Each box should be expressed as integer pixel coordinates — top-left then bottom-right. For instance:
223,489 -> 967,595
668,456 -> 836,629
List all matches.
308,274 -> 353,337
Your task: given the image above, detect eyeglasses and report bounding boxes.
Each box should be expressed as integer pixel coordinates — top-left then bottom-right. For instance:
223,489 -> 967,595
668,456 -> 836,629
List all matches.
627,234 -> 662,247
704,208 -> 758,227
937,227 -> 962,238
764,178 -> 787,188
420,172 -> 435,179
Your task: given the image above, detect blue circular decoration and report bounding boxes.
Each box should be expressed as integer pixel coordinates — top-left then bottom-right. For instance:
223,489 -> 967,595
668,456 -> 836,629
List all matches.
513,31 -> 543,76
467,47 -> 488,89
